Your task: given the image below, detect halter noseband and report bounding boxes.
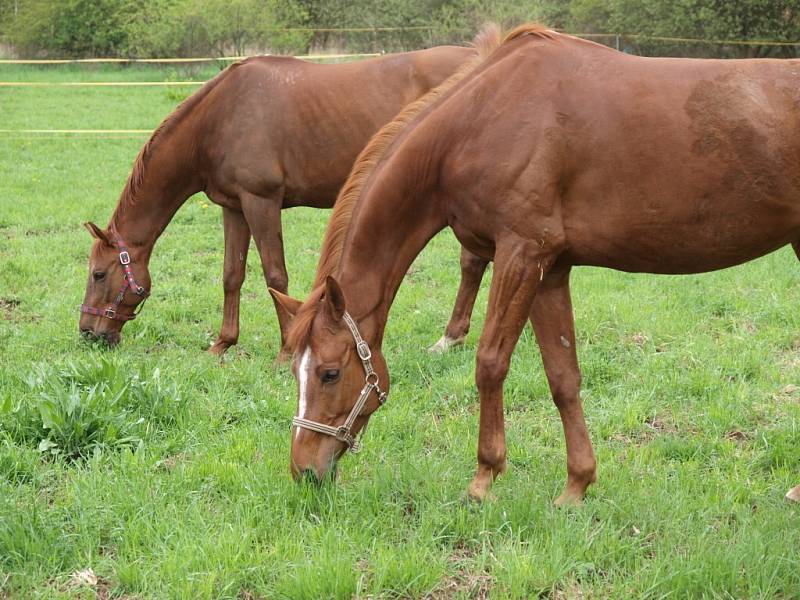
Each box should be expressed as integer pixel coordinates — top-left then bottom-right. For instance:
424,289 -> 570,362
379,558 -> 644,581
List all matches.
291,311 -> 388,453
80,233 -> 149,322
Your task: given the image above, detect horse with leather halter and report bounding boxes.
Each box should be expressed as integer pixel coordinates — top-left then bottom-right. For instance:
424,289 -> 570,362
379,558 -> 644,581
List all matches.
272,24 -> 800,504
79,45 -> 487,355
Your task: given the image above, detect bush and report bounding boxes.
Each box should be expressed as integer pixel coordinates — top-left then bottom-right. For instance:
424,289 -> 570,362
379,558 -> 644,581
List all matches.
4,0 -> 310,58
7,0 -> 132,58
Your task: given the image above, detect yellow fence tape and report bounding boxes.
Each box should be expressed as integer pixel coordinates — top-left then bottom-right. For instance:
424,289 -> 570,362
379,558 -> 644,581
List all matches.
0,129 -> 151,134
0,52 -> 380,65
0,81 -> 202,87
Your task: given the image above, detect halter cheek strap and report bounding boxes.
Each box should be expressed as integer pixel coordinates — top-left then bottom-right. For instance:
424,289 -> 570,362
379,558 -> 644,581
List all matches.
80,233 -> 149,321
291,311 -> 388,453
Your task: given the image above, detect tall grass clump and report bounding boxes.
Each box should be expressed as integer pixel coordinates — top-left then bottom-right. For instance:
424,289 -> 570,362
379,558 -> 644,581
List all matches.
0,356 -> 187,460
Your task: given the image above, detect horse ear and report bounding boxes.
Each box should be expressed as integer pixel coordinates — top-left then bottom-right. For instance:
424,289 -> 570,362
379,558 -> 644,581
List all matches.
268,288 -> 302,319
83,222 -> 112,246
324,276 -> 346,322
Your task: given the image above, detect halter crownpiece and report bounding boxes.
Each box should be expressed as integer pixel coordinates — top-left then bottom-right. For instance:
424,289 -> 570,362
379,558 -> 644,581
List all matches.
291,311 -> 388,453
80,233 -> 149,321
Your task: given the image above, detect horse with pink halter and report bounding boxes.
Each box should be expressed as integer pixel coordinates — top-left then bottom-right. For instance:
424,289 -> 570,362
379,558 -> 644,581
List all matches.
79,45 -> 485,355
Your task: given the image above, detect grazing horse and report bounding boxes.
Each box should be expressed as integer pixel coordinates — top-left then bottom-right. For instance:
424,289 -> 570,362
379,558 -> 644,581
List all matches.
79,45 -> 482,356
272,24 -> 800,503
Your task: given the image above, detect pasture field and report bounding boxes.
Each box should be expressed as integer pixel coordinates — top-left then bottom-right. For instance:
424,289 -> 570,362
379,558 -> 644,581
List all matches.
1,63 -> 799,599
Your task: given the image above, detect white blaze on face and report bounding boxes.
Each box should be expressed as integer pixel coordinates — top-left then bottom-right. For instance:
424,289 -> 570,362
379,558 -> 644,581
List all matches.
296,346 -> 312,439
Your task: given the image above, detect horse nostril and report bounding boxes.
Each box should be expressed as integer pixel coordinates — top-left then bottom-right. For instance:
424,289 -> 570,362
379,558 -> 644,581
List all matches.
80,328 -> 96,340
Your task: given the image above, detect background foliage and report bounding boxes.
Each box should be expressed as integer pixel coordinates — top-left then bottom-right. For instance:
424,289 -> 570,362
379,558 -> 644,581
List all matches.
0,0 -> 799,58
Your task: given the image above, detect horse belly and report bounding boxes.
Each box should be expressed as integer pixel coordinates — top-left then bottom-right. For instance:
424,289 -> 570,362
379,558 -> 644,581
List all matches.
565,196 -> 800,274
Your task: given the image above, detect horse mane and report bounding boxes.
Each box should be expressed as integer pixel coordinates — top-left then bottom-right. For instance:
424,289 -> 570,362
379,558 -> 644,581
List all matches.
503,23 -> 558,44
309,23 -> 504,294
109,59 -> 248,229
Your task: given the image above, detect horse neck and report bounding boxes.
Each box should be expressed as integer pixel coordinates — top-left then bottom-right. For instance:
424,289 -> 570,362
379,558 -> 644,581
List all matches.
109,123 -> 202,256
335,162 -> 446,347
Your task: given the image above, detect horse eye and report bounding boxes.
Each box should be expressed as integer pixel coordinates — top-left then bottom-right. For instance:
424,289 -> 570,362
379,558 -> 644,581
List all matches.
93,271 -> 106,282
322,369 -> 340,384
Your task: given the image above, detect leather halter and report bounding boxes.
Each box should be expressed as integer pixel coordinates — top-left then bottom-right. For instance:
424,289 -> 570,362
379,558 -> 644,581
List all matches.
80,233 -> 149,322
291,311 -> 388,453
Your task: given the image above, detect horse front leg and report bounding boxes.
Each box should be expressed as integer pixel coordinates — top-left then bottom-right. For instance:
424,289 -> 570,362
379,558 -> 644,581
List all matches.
468,240 -> 551,501
430,246 -> 489,352
529,268 -> 596,505
241,191 -> 292,362
209,207 -> 251,355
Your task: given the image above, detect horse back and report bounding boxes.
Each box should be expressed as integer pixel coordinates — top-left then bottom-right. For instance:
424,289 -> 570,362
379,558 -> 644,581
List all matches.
193,47 -> 474,208
433,36 -> 800,273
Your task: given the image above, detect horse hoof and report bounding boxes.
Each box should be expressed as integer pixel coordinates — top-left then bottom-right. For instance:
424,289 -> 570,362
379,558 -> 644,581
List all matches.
554,491 -> 584,507
463,489 -> 495,505
208,340 -> 233,355
428,335 -> 465,353
786,485 -> 800,503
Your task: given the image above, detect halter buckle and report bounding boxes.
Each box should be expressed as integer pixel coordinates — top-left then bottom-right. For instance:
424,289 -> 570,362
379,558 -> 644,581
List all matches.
356,340 -> 372,361
104,308 -> 116,319
119,251 -> 131,265
335,426 -> 353,445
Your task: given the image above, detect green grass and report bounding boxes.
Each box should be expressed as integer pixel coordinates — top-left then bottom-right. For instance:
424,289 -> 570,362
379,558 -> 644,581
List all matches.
1,64 -> 799,599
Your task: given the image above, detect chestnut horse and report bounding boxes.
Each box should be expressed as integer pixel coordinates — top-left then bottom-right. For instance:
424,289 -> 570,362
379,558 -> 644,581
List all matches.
273,25 -> 800,503
78,45 -> 484,357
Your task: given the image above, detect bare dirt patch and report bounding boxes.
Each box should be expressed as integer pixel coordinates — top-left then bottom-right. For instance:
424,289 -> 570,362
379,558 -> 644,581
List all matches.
1,297 -> 20,320
155,453 -> 187,472
65,569 -> 113,599
774,384 -> 799,404
609,414 -> 691,449
724,430 -> 751,443
781,340 -> 800,372
627,332 -> 649,348
426,542 -> 492,600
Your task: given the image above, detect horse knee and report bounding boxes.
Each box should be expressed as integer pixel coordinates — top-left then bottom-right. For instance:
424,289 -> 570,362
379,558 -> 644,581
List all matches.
266,269 -> 288,293
550,373 -> 582,409
223,270 -> 245,293
476,349 -> 509,391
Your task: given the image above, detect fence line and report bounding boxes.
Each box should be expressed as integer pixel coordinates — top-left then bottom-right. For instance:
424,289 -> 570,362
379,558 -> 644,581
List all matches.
0,81 -> 202,87
574,32 -> 800,46
0,129 -> 151,134
0,52 -> 380,65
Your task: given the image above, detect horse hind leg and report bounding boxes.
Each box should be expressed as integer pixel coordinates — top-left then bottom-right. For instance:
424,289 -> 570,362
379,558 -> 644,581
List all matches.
430,246 -> 489,352
529,268 -> 597,505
